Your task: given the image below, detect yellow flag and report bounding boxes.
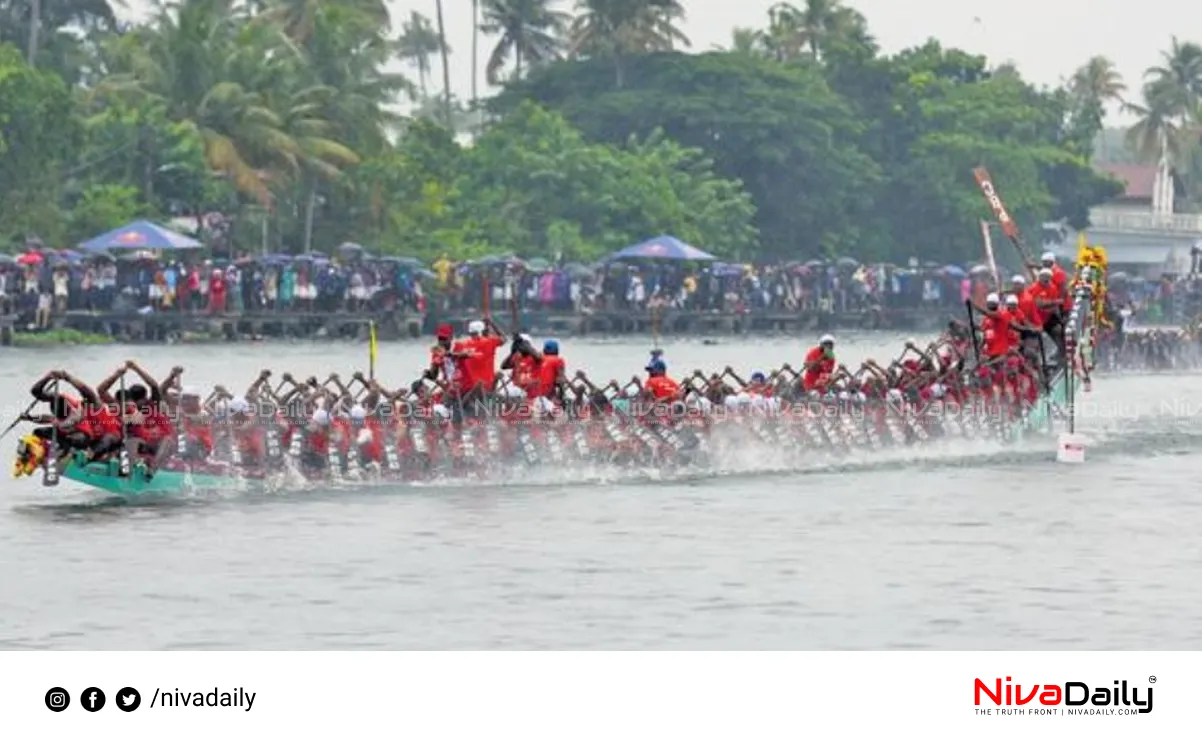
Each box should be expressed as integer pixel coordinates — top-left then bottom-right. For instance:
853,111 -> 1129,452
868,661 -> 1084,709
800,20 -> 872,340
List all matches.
368,320 -> 378,381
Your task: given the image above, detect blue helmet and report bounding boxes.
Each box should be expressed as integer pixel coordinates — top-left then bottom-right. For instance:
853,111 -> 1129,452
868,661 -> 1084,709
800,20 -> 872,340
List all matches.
750,370 -> 766,383
544,339 -> 559,355
646,359 -> 667,374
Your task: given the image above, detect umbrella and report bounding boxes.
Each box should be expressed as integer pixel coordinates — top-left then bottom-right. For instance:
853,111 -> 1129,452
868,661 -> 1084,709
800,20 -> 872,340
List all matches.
89,251 -> 116,263
1109,271 -> 1130,283
969,264 -> 991,275
525,257 -> 552,272
607,235 -> 717,262
16,252 -> 43,266
835,256 -> 860,269
563,262 -> 593,279
55,249 -> 84,263
80,220 -> 202,251
0,254 -> 14,264
804,259 -> 825,268
337,242 -> 366,257
941,264 -> 967,278
414,268 -> 436,280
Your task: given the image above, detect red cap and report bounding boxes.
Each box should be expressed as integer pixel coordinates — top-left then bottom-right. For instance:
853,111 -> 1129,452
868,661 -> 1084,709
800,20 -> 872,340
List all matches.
436,323 -> 454,339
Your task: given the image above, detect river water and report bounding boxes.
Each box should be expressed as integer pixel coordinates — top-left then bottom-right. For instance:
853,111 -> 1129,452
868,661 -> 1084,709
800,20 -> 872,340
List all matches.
2,334 -> 1200,650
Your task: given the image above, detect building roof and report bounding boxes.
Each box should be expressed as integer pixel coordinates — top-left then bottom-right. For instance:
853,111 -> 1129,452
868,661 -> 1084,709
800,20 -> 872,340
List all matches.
1094,163 -> 1158,199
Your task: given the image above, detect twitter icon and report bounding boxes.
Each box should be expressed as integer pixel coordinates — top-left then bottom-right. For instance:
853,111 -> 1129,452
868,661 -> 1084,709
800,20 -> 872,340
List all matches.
115,687 -> 141,712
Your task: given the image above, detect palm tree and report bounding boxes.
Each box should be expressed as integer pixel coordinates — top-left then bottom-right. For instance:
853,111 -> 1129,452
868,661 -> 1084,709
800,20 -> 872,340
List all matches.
434,0 -> 453,127
1143,37 -> 1202,118
1125,79 -> 1186,164
569,0 -> 690,87
479,0 -> 569,85
1067,56 -> 1125,157
773,0 -> 867,61
726,27 -> 765,55
264,0 -> 389,45
397,10 -> 444,97
472,0 -> 479,106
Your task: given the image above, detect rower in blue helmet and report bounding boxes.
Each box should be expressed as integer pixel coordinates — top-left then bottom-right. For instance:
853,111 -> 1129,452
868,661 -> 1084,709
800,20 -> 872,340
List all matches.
644,357 -> 681,401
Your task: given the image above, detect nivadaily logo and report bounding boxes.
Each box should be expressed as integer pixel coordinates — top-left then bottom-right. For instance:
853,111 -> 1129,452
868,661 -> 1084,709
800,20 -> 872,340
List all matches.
974,677 -> 1154,715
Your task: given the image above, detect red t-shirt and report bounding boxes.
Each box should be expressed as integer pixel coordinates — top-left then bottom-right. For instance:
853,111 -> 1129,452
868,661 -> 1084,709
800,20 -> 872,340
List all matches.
803,347 -> 835,390
645,376 -> 681,401
535,355 -> 565,398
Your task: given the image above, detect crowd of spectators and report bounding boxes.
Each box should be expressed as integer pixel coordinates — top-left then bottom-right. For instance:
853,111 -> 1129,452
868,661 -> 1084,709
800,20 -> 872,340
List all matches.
13,235 -> 1197,330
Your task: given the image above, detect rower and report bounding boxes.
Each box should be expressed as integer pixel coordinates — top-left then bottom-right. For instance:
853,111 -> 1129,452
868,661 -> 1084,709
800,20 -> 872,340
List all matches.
979,292 -> 1014,359
803,334 -> 836,391
1040,251 -> 1070,306
644,358 -> 681,402
1031,268 -> 1066,349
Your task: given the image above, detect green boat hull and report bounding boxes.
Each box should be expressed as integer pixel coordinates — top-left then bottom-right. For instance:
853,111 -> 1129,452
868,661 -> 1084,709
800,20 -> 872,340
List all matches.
60,455 -> 241,497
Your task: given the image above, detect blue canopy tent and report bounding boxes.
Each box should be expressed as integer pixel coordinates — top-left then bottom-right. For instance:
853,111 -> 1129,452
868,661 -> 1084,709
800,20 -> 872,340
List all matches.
80,220 -> 202,251
607,235 -> 717,262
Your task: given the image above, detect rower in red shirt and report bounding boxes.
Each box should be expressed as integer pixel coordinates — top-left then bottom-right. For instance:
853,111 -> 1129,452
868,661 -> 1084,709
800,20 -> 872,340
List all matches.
533,339 -> 567,402
802,334 -> 836,391
1040,251 -> 1071,311
644,358 -> 681,401
979,293 -> 1015,359
413,323 -> 461,394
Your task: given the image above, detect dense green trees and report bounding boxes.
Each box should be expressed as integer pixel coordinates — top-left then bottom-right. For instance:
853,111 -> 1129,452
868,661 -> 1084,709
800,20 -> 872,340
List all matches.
1,0 -> 1188,263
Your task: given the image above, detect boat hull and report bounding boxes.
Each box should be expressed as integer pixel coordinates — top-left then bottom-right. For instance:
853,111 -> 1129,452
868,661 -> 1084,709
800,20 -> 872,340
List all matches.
60,456 -> 242,497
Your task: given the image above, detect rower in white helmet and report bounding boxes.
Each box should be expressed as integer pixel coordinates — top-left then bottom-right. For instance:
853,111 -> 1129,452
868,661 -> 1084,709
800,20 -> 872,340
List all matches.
802,334 -> 836,391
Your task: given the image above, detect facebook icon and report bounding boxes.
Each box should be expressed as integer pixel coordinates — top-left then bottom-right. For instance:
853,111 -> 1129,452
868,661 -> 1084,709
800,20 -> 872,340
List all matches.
81,687 -> 106,712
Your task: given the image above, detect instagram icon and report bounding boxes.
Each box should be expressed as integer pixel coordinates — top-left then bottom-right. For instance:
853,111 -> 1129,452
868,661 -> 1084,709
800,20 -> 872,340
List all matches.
45,687 -> 70,712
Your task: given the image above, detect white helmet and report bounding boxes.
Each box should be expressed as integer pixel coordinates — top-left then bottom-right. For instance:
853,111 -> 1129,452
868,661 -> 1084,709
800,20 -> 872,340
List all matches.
229,396 -> 249,414
1012,274 -> 1026,284
518,333 -> 533,345
181,385 -> 201,398
819,334 -> 835,345
350,404 -> 366,421
311,409 -> 330,425
986,292 -> 1000,304
468,320 -> 485,335
1041,251 -> 1055,262
1004,294 -> 1019,306
1038,267 -> 1053,278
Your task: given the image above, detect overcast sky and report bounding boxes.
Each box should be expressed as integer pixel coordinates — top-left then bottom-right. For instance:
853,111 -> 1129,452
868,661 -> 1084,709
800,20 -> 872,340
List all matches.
120,0 -> 1202,125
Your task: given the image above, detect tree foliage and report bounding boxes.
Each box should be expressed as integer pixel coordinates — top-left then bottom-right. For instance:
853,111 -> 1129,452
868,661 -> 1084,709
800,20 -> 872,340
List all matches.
0,0 -> 1158,261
